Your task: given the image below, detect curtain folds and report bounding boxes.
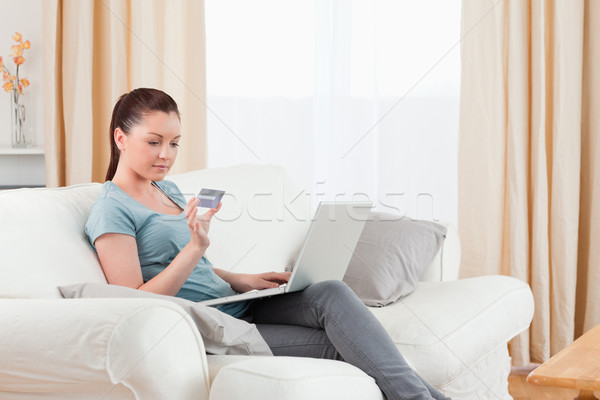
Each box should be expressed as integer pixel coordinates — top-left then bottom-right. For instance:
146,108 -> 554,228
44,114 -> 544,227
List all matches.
459,0 -> 600,365
42,0 -> 207,186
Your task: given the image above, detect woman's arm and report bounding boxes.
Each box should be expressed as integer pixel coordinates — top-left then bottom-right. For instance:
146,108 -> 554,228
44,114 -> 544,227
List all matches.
95,234 -> 206,296
214,268 -> 291,293
94,197 -> 211,296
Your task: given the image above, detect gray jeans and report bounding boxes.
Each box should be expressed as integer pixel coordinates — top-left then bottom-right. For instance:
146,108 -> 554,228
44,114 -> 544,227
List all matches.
245,280 -> 450,400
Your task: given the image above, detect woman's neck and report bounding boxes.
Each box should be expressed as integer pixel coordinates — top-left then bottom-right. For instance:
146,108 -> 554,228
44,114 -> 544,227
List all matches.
111,168 -> 181,214
111,169 -> 154,198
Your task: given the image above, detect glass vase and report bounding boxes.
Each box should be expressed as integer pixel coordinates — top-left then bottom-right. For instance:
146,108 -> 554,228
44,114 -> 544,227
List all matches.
10,88 -> 32,148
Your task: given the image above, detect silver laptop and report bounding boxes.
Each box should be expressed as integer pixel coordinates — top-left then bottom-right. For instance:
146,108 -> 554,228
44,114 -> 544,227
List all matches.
200,201 -> 372,306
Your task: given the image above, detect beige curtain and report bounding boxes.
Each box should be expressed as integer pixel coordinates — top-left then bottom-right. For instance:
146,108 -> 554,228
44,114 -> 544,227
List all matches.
459,0 -> 600,365
42,0 -> 207,187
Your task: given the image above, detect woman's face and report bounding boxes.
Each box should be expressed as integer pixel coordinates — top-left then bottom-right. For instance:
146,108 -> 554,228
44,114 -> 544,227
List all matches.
117,111 -> 181,182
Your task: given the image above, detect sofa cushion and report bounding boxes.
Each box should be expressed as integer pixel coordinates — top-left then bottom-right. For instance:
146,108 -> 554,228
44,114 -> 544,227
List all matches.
370,275 -> 534,388
208,356 -> 384,400
343,213 -> 447,306
59,282 -> 272,356
0,184 -> 106,299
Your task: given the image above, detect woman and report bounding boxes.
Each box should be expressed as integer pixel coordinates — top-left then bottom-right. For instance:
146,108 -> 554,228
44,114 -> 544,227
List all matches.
86,88 -> 450,400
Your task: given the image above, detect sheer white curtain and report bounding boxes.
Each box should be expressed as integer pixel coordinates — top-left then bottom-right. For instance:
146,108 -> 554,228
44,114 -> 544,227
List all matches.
205,0 -> 461,223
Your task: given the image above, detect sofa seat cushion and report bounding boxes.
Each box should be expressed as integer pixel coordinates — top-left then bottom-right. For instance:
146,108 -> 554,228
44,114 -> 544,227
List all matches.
370,275 -> 534,388
207,356 -> 384,400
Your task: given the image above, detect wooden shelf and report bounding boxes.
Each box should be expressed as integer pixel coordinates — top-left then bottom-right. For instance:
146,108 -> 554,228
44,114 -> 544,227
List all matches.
0,146 -> 45,155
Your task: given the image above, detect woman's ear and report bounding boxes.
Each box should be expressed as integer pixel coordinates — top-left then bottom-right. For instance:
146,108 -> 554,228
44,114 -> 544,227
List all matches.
114,128 -> 127,151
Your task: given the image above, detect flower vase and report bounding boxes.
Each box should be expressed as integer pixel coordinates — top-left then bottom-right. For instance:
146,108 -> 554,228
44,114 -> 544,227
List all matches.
10,89 -> 31,148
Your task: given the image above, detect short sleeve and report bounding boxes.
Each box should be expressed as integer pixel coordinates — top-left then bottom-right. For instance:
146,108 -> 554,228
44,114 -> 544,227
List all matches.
85,197 -> 136,249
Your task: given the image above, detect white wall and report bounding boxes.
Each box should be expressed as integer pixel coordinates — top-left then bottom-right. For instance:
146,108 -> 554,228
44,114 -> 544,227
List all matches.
0,0 -> 44,148
0,0 -> 44,187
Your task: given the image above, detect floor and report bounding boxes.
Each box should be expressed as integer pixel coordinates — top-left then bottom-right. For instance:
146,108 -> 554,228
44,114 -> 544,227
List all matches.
508,365 -> 600,400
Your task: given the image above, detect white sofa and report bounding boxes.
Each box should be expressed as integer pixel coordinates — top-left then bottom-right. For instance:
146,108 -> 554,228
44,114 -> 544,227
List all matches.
0,164 -> 534,400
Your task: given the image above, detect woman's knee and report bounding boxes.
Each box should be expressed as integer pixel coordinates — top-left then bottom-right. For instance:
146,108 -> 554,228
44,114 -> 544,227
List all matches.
313,279 -> 350,292
307,280 -> 359,304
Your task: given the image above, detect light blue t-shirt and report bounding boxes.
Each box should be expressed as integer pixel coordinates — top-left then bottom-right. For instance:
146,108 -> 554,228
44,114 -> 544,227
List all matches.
85,180 -> 250,318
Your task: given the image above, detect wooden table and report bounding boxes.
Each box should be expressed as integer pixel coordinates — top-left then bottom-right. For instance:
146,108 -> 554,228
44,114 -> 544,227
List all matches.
527,324 -> 600,400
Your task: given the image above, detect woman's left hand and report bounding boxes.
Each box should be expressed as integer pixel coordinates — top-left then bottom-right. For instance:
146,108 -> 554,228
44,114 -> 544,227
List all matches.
196,202 -> 222,234
224,271 -> 291,293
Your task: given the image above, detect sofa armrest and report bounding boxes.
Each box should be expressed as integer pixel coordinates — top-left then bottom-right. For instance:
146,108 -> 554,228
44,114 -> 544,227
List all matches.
421,223 -> 461,282
0,298 -> 210,400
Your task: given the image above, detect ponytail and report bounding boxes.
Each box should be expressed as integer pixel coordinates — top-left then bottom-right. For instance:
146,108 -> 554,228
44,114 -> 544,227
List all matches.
105,94 -> 127,181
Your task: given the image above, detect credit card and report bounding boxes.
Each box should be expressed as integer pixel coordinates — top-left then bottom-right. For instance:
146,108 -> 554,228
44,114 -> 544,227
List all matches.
197,188 -> 225,208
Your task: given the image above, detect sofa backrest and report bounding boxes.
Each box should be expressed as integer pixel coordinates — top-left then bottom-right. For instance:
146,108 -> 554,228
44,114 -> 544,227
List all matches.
0,183 -> 107,299
0,163 -> 460,300
168,164 -> 461,281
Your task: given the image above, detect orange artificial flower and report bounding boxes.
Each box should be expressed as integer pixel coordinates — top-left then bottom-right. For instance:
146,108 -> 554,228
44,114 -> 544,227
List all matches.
2,33 -> 31,95
11,45 -> 23,57
3,81 -> 13,92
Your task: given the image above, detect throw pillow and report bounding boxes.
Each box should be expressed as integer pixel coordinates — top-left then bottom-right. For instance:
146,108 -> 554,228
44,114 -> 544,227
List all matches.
58,282 -> 273,356
343,212 -> 447,307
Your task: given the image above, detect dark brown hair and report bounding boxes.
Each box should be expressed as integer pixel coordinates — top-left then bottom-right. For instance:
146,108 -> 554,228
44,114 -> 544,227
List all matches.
106,88 -> 180,181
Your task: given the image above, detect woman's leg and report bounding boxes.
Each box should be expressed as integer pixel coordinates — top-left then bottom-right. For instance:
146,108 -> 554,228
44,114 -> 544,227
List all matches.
256,324 -> 343,360
248,280 -> 450,400
256,324 -> 445,399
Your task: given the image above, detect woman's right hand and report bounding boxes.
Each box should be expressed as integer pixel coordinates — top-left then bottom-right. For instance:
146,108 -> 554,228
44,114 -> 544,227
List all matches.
184,197 -> 210,251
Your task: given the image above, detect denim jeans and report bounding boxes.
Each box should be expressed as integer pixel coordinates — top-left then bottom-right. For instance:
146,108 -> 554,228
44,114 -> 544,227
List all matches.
245,280 -> 450,400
